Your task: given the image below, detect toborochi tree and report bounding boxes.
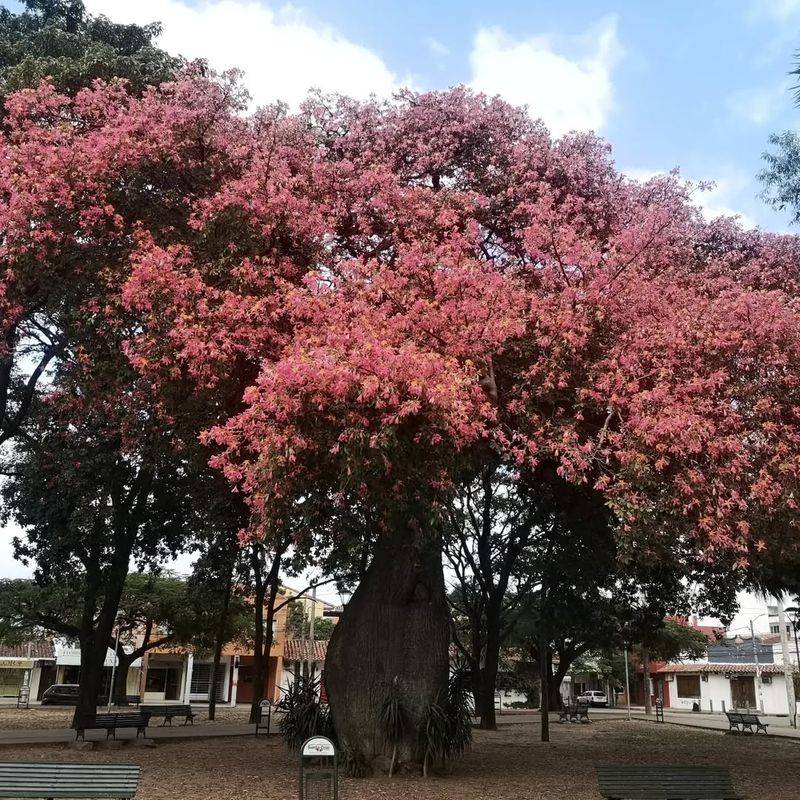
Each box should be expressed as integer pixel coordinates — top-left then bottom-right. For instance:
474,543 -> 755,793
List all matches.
11,70 -> 800,769
122,87 -> 800,769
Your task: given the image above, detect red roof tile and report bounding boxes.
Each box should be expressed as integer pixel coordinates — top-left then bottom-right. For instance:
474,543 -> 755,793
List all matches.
283,639 -> 327,662
654,662 -> 787,675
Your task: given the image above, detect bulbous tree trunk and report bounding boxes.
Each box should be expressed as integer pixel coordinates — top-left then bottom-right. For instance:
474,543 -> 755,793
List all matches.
325,511 -> 450,772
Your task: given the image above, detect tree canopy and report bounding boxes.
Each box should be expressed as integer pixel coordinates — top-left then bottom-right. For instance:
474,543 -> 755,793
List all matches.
0,0 -> 178,98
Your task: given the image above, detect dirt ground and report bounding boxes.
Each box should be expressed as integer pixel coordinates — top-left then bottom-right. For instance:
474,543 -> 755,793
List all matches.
0,705 -> 253,730
0,717 -> 797,799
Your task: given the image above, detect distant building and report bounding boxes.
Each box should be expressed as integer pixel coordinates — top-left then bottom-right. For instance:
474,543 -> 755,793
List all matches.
7,584 -> 337,706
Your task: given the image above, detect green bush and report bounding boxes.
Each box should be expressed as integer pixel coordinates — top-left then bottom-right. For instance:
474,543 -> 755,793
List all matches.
276,674 -> 335,751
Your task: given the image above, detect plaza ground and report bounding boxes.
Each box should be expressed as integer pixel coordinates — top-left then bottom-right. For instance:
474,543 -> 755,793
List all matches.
0,705 -> 254,731
0,716 -> 799,799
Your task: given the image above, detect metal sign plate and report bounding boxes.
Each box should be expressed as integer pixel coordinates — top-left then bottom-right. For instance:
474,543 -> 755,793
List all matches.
302,737 -> 335,757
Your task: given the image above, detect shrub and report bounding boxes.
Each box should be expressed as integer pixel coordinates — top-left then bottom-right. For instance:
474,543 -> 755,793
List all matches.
276,674 -> 334,751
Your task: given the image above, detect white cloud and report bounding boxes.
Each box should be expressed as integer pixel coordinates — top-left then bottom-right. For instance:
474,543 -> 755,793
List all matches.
750,0 -> 800,20
728,81 -> 791,125
623,166 -> 757,229
424,36 -> 450,59
468,16 -> 622,136
85,0 -> 402,108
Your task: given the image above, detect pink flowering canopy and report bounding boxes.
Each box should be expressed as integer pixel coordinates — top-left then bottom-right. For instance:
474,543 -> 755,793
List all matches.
3,71 -> 798,561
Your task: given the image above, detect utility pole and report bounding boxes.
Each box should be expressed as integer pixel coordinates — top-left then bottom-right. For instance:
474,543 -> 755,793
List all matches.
624,648 -> 632,721
305,583 -> 317,680
777,598 -> 797,726
750,619 -> 764,713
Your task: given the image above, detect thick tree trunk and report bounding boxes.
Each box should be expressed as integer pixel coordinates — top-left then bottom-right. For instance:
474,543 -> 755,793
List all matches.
249,575 -> 279,722
72,562 -> 129,728
325,513 -> 450,771
74,636 -> 105,727
643,648 -> 652,715
478,627 -> 500,730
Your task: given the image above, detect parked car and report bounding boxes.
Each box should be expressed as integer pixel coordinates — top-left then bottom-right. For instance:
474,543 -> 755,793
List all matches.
40,684 -> 79,705
580,690 -> 608,707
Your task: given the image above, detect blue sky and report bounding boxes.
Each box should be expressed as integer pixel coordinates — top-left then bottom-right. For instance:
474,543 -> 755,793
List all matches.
71,0 -> 800,231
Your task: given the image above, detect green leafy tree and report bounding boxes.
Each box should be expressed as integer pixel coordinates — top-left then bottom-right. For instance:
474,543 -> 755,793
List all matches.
0,0 -> 179,98
284,602 -> 335,641
0,572 -> 203,705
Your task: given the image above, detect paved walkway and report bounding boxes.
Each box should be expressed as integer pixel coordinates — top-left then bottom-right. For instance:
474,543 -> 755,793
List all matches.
3,706 -> 800,746
0,722 -> 261,746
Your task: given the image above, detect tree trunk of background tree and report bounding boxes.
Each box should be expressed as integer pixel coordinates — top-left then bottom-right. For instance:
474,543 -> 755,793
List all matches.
325,509 -> 450,772
208,572 -> 233,721
642,648 -> 652,715
539,633 -> 550,742
247,539 -> 284,724
112,654 -> 132,706
478,618 -> 501,730
548,651 -> 568,711
72,557 -> 130,729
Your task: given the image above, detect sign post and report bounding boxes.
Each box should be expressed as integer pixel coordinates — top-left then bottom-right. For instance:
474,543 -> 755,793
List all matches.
299,736 -> 338,800
255,699 -> 272,736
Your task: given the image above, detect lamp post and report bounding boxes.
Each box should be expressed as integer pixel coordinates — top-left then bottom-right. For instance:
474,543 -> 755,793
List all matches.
785,605 -> 800,722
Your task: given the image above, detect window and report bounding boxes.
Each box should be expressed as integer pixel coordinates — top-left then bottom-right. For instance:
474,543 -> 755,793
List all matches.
771,624 -> 780,634
190,663 -> 223,699
676,675 -> 701,698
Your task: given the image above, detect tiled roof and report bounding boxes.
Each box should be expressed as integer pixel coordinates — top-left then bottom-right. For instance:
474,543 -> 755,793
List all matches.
0,640 -> 54,659
654,662 -> 787,675
284,639 -> 328,662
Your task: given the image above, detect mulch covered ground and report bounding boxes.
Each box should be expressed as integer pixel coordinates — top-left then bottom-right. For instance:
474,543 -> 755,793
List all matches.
0,717 -> 797,799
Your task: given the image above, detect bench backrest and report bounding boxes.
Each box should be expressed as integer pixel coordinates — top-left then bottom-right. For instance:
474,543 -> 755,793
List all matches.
140,704 -> 190,714
0,762 -> 140,798
597,765 -> 739,800
93,713 -> 150,727
726,712 -> 743,721
739,713 -> 761,724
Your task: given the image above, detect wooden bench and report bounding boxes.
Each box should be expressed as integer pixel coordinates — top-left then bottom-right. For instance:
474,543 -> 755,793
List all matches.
0,762 -> 140,798
557,699 -> 590,723
139,704 -> 195,726
75,712 -> 151,741
726,710 -> 769,734
597,765 -> 740,799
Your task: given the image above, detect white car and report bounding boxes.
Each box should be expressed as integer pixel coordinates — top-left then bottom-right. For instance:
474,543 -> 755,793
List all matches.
580,690 -> 608,707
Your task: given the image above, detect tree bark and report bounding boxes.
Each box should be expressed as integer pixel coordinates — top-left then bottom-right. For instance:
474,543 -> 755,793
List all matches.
539,634 -> 550,742
325,511 -> 450,771
548,651 -> 568,711
208,571 -> 233,721
112,654 -> 132,706
478,622 -> 501,729
643,648 -> 652,715
247,539 -> 284,724
72,556 -> 129,728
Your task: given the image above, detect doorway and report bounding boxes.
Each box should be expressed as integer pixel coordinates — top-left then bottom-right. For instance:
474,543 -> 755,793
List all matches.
730,676 -> 756,709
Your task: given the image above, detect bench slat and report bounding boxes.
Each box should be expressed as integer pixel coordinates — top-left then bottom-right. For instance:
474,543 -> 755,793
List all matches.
597,766 -> 739,800
0,763 -> 139,799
